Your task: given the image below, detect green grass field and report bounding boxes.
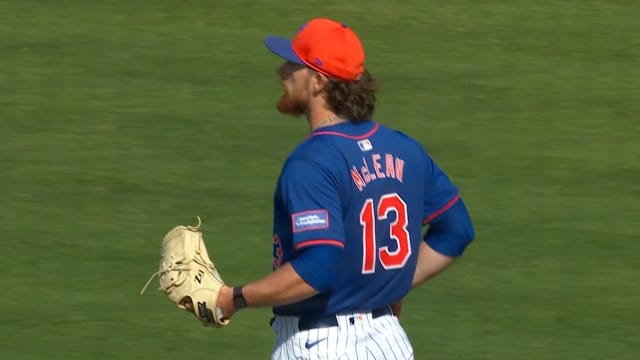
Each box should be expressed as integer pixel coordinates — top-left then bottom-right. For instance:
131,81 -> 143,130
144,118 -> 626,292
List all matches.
1,1 -> 639,359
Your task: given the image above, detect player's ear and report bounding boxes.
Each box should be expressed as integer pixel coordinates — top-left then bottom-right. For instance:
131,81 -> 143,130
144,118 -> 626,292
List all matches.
311,70 -> 328,96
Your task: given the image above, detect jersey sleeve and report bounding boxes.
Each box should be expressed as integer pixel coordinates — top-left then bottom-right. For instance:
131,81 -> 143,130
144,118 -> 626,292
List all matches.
422,150 -> 460,224
278,159 -> 345,250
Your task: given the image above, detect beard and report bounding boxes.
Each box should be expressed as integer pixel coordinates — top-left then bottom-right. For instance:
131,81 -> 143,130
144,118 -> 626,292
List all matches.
277,84 -> 306,117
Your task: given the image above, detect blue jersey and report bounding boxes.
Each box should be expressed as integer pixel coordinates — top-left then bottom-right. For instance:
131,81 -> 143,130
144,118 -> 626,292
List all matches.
272,120 -> 459,316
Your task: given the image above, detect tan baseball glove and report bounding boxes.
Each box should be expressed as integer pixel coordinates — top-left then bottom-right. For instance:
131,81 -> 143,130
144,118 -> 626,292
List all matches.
140,217 -> 230,327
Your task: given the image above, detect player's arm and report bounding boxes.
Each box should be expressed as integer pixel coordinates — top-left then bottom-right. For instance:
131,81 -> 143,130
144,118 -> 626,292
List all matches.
216,157 -> 345,318
216,264 -> 314,317
413,197 -> 474,286
412,242 -> 455,286
216,244 -> 341,317
385,198 -> 474,316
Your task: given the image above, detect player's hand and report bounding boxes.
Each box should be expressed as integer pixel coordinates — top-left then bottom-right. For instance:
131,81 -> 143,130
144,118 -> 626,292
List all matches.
180,286 -> 235,321
215,285 -> 236,319
181,286 -> 236,319
180,297 -> 196,312
391,300 -> 403,318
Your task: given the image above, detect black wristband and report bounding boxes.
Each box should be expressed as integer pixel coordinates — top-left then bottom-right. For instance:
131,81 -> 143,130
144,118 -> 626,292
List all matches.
233,286 -> 248,310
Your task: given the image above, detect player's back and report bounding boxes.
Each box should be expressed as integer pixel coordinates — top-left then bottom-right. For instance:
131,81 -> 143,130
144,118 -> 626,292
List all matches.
292,120 -> 431,314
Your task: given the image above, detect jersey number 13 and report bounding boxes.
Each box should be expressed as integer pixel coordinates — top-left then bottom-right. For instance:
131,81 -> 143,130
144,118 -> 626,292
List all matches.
359,193 -> 411,274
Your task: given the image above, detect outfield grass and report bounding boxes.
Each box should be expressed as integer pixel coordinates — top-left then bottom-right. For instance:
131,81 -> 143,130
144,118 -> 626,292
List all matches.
1,1 -> 638,359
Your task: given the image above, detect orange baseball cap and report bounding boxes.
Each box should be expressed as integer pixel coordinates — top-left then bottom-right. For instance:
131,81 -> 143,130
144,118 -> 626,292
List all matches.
265,18 -> 366,82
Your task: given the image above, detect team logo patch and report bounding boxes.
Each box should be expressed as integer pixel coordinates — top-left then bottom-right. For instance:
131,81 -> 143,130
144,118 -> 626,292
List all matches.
357,139 -> 373,151
292,210 -> 329,233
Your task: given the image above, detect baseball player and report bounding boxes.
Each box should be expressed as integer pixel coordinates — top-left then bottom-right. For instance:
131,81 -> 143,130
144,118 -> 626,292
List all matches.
212,17 -> 476,359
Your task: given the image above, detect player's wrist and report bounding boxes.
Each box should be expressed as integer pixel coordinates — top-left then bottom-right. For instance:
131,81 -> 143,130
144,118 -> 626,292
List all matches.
217,285 -> 236,318
232,285 -> 248,310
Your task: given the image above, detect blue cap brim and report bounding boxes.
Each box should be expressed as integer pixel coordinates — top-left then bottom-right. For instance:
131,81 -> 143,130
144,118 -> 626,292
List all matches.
264,36 -> 304,64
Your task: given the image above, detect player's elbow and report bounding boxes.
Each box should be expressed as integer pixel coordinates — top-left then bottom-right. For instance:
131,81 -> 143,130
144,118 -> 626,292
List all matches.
462,209 -> 475,244
423,198 -> 475,257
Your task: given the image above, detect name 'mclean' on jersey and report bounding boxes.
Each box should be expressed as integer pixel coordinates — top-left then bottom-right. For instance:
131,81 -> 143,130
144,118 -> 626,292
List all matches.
271,120 -> 459,317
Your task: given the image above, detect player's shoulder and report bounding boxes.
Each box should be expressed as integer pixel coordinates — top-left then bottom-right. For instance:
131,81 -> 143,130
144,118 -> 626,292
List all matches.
376,122 -> 428,154
277,138 -> 342,186
282,134 -> 339,171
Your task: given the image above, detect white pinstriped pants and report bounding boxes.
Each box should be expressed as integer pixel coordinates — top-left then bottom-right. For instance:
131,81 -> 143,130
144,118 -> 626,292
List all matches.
271,311 -> 414,360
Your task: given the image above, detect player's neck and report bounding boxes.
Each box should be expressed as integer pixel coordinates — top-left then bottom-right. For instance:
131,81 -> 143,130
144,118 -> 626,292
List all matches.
307,109 -> 346,132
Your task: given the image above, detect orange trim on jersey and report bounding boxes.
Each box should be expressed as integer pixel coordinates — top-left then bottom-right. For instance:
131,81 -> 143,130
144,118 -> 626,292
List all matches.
422,194 -> 460,225
294,239 -> 345,250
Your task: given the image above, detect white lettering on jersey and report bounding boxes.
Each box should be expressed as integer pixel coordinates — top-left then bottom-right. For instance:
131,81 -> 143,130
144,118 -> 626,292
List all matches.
292,210 -> 330,232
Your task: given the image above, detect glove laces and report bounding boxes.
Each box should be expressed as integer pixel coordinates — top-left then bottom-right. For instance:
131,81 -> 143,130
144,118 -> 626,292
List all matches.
139,256 -> 189,295
140,217 -> 209,295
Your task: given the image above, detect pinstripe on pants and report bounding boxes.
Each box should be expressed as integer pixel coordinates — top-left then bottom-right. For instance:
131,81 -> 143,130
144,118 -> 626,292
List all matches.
271,312 -> 414,360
